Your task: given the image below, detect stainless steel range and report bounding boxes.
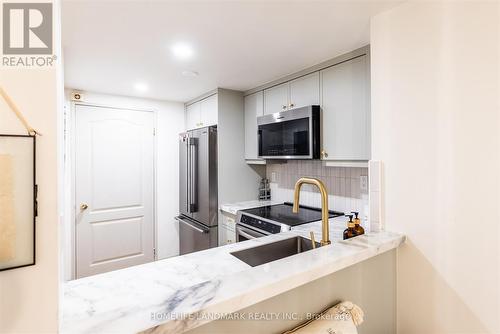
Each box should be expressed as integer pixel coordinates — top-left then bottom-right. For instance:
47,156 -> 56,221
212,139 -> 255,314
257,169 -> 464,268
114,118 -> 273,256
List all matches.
235,202 -> 343,242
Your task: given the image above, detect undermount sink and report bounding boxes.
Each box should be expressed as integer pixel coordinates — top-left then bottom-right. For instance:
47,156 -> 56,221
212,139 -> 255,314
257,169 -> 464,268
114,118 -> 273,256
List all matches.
230,236 -> 321,267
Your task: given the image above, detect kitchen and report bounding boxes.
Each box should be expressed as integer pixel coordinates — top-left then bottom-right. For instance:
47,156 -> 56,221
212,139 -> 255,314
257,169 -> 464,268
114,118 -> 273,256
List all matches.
0,1 -> 498,334
59,3 -> 399,331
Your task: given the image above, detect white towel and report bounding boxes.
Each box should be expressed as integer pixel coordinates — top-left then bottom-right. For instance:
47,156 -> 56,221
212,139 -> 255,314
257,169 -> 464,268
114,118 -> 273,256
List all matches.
283,301 -> 364,334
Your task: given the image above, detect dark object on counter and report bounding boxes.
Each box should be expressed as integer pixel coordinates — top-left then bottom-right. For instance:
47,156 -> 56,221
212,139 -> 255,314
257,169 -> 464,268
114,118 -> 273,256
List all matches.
343,215 -> 358,240
352,211 -> 365,236
259,178 -> 271,200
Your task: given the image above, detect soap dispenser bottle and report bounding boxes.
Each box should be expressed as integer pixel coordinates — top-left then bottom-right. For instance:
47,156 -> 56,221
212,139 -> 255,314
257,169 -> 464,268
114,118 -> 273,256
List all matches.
352,211 -> 365,236
343,215 -> 358,240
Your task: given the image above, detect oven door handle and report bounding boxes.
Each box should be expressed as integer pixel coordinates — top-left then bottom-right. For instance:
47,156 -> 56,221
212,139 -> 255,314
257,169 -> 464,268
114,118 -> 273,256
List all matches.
236,225 -> 264,239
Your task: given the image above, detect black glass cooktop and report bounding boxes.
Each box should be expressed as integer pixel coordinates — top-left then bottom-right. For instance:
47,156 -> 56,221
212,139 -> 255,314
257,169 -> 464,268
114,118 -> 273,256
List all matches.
241,202 -> 343,227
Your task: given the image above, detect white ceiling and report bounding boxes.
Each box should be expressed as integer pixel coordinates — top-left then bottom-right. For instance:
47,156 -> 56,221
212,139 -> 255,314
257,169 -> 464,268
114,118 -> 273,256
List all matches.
62,1 -> 401,102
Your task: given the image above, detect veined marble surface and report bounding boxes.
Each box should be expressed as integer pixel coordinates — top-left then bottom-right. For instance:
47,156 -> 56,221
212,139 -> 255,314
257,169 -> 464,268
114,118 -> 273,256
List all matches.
219,199 -> 280,215
292,216 -> 347,241
62,229 -> 404,334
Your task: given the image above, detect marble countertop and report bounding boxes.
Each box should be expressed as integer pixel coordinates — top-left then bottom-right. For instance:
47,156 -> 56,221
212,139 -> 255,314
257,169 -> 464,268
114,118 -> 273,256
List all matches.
219,199 -> 280,215
292,215 -> 350,241
61,228 -> 405,334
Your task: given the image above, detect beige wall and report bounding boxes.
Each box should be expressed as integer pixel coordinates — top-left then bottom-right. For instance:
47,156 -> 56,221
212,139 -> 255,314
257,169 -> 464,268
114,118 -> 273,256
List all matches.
0,74 -> 60,331
0,1 -> 61,332
371,1 -> 499,333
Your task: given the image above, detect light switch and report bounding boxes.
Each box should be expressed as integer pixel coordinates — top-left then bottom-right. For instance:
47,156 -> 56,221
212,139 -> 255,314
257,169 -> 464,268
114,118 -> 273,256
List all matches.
360,176 -> 368,191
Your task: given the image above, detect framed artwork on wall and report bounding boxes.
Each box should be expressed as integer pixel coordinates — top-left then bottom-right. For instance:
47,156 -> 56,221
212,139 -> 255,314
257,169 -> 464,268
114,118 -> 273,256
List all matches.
0,134 -> 36,272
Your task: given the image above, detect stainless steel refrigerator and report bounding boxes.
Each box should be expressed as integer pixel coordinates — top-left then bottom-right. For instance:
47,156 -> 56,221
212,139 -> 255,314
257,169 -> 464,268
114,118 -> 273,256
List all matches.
176,126 -> 218,255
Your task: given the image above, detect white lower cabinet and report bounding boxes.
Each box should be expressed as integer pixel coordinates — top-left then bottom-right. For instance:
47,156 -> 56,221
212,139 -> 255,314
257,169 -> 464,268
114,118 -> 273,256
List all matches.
220,213 -> 236,246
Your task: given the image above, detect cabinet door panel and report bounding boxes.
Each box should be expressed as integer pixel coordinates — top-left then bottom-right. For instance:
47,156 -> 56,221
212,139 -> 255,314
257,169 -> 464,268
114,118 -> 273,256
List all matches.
200,94 -> 218,127
186,102 -> 201,130
289,72 -> 320,109
321,55 -> 370,160
263,83 -> 288,115
244,92 -> 264,160
220,215 -> 236,246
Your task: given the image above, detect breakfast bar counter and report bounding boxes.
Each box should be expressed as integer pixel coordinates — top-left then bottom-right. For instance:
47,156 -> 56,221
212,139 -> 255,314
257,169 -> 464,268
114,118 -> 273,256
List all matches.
61,227 -> 404,334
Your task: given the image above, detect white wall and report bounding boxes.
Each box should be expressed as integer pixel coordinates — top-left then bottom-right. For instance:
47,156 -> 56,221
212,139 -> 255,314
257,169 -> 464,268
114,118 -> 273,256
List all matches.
63,90 -> 184,279
371,1 -> 499,333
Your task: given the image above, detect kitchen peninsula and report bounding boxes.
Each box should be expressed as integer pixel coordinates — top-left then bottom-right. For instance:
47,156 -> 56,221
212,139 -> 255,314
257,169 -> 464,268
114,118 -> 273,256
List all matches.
62,228 -> 404,334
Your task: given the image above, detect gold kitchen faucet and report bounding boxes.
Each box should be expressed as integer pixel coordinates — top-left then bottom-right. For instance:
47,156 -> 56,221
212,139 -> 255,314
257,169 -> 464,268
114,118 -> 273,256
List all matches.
293,177 -> 331,246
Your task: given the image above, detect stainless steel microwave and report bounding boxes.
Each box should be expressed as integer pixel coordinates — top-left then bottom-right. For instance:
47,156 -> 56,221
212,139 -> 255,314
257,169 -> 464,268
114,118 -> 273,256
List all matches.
257,105 -> 320,159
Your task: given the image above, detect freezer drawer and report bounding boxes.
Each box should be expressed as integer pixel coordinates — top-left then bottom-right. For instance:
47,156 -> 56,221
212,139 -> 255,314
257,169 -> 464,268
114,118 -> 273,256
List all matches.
176,216 -> 218,255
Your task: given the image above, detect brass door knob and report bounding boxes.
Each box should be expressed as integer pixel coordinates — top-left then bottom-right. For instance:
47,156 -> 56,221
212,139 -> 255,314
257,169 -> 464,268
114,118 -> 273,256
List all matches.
80,203 -> 88,211
321,150 -> 328,158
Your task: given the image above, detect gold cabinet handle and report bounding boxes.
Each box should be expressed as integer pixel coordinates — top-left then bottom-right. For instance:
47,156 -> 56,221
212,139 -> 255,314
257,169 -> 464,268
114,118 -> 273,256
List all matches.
80,203 -> 88,211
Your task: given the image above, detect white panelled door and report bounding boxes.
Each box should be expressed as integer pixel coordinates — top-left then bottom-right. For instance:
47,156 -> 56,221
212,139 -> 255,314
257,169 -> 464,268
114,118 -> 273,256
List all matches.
75,105 -> 154,278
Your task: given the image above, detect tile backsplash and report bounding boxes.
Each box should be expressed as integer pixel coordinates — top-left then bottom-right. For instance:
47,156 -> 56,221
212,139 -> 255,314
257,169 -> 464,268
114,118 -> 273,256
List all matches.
266,161 -> 369,227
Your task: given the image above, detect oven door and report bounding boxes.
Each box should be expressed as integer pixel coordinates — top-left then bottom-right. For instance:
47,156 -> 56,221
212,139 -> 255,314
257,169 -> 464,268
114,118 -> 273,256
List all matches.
236,224 -> 267,242
258,105 -> 320,159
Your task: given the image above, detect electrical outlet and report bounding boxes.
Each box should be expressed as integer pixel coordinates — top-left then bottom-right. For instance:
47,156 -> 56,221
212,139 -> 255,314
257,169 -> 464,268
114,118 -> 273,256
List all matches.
360,175 -> 368,191
271,171 -> 277,183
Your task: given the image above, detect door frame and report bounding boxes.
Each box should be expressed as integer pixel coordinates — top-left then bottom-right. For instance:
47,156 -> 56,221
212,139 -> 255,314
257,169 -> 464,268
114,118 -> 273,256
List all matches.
65,100 -> 157,280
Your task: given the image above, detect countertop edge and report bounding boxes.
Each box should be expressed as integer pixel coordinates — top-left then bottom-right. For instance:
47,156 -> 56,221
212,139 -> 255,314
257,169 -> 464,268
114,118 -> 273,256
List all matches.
143,233 -> 405,334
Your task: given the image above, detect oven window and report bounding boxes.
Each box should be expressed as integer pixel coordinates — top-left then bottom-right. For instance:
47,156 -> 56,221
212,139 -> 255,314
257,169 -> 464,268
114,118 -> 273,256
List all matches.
258,117 -> 310,157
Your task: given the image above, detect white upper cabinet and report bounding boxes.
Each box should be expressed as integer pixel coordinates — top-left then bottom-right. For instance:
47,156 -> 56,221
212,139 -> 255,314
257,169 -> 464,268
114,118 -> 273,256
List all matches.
244,91 -> 264,160
321,55 -> 370,160
263,83 -> 288,115
244,47 -> 370,162
185,102 -> 201,131
289,72 -> 320,109
200,94 -> 218,127
263,73 -> 320,114
185,94 -> 218,130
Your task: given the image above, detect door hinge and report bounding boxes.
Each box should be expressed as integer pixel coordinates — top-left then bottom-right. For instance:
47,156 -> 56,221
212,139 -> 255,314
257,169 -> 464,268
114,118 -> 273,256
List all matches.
153,248 -> 156,258
153,127 -> 156,136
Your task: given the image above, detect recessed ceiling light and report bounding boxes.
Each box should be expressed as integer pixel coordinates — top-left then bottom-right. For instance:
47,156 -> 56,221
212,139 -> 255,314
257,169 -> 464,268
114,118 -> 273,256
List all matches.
182,70 -> 199,77
134,82 -> 148,92
171,42 -> 194,60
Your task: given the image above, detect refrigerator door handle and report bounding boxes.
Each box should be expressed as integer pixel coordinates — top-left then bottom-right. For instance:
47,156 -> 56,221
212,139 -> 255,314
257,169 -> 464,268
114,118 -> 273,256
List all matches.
175,216 -> 208,234
184,135 -> 191,214
188,137 -> 198,213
